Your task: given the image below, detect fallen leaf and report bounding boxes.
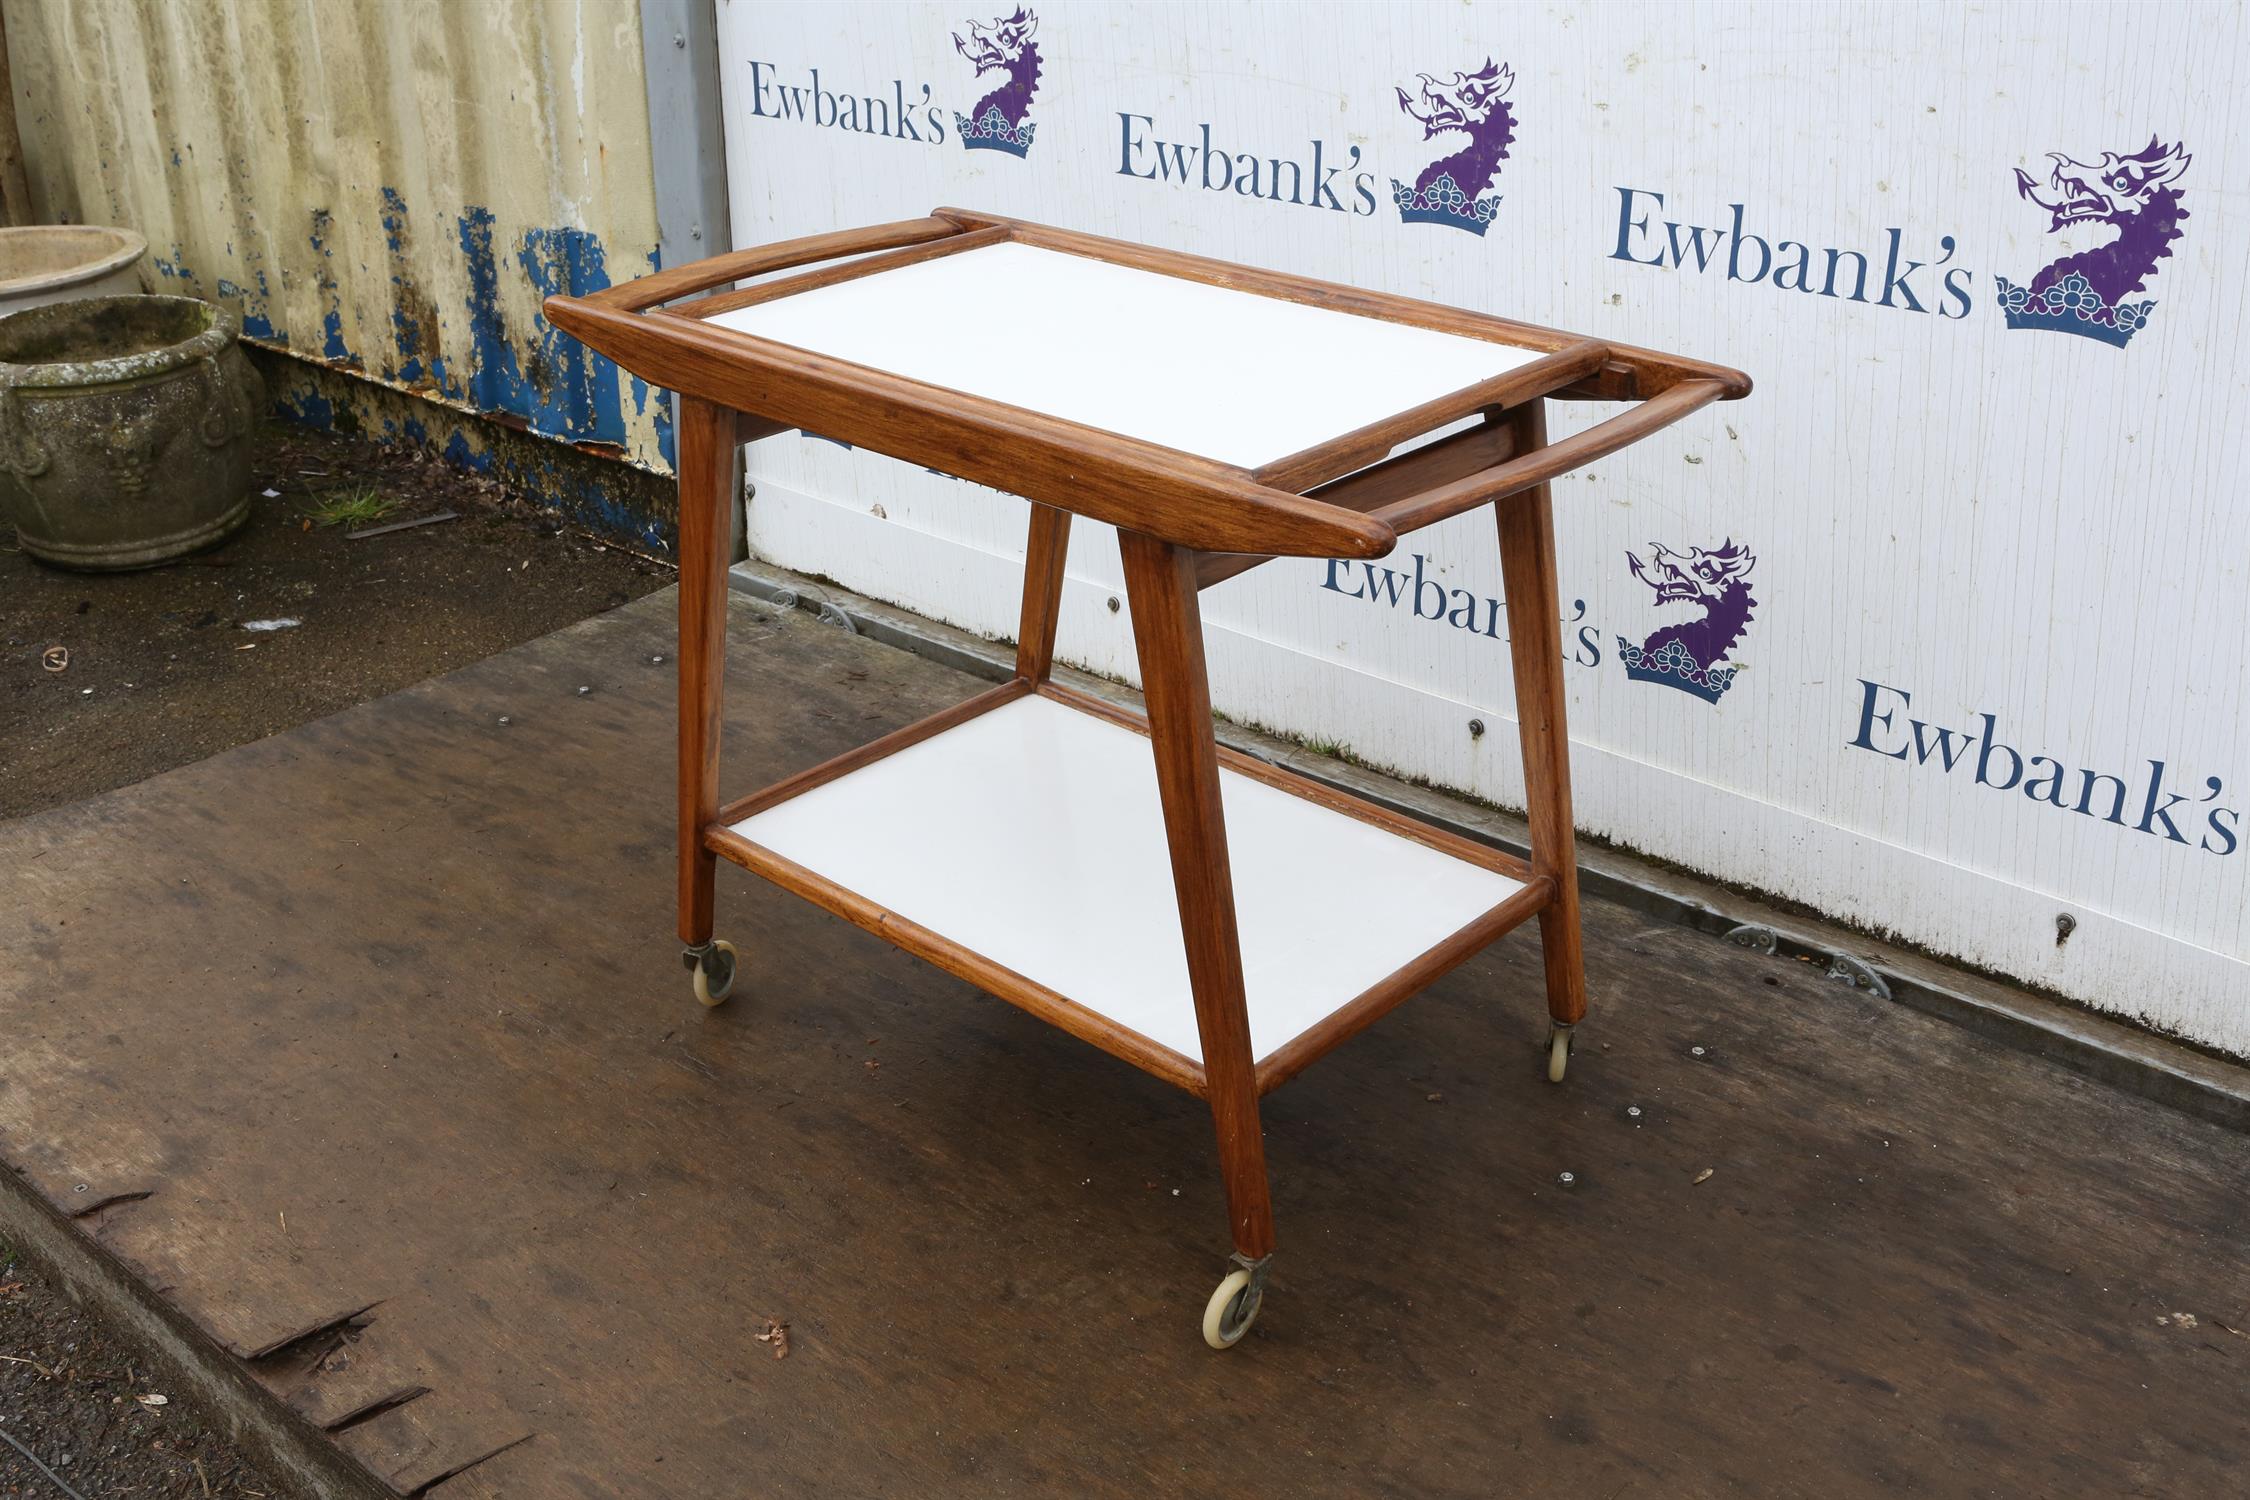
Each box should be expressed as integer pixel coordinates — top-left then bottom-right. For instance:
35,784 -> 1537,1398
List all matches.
1693,1168 -> 1715,1185
755,1317 -> 790,1359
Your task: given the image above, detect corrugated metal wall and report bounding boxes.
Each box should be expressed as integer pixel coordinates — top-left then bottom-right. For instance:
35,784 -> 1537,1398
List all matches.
7,0 -> 671,478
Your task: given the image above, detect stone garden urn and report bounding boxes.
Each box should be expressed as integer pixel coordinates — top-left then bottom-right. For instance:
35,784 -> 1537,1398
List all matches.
0,226 -> 147,316
0,295 -> 262,569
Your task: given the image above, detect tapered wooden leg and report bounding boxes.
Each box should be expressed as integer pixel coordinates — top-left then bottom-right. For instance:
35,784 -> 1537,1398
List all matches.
1013,503 -> 1072,683
1118,530 -> 1276,1262
1496,399 -> 1589,1031
676,397 -> 736,947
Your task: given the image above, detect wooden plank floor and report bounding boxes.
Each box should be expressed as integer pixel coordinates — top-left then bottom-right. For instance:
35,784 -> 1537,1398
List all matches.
3,589 -> 2245,1498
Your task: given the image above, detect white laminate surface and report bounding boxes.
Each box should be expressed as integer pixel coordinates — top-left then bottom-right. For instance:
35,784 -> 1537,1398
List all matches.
732,695 -> 1523,1064
707,241 -> 1537,469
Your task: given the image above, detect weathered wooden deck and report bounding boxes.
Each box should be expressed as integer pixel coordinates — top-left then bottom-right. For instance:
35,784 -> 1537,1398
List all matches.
2,588 -> 2243,1498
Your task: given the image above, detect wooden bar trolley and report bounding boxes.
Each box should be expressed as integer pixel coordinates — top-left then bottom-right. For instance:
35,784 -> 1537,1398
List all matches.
546,210 -> 1749,1349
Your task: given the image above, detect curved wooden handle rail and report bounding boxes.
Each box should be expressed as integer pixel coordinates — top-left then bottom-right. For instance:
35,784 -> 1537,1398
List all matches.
584,215 -> 964,314
546,289 -> 1399,560
1368,379 -> 1728,534
937,207 -> 1753,405
543,208 -> 1747,563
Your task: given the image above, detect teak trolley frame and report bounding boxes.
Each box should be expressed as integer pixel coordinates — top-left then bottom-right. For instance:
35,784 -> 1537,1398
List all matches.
546,209 -> 1748,1349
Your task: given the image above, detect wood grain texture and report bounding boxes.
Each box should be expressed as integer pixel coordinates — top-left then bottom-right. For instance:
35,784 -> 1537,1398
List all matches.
548,208 -> 1747,565
938,208 -> 1752,401
584,214 -> 962,313
1118,531 -> 1276,1260
1370,378 -> 1729,534
734,410 -> 795,445
1496,400 -> 1589,1027
675,396 -> 734,946
1251,339 -> 1608,492
673,225 -> 1013,320
1195,419 -> 1518,589
543,292 -> 1397,560
1013,503 -> 1072,682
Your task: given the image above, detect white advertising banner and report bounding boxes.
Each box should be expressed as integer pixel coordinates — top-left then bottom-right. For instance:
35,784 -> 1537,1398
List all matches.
714,0 -> 2250,1054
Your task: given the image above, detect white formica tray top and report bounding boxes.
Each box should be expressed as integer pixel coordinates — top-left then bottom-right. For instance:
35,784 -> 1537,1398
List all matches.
707,241 -> 1539,470
732,695 -> 1523,1065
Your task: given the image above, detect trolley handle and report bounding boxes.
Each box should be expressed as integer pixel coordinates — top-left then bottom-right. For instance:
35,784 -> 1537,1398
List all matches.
1367,379 -> 1730,536
582,216 -> 968,315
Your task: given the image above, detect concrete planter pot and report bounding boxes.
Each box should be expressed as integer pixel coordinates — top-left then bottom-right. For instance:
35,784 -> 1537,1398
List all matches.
0,226 -> 147,316
0,296 -> 262,570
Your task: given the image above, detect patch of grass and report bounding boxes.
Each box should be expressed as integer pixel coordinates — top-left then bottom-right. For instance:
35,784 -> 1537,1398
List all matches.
302,486 -> 399,529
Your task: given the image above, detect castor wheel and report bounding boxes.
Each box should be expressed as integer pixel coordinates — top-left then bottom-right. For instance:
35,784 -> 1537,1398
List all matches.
1545,1022 -> 1575,1084
685,940 -> 739,1007
1201,1257 -> 1269,1350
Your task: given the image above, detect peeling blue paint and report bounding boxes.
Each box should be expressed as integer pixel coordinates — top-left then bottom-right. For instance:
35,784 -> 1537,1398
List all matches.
380,188 -> 433,385
307,211 -> 354,364
214,276 -> 279,341
245,269 -> 281,343
634,247 -> 676,468
166,257 -> 282,342
146,191 -> 672,533
440,429 -> 491,473
279,387 -> 337,428
449,209 -> 643,451
379,187 -> 409,256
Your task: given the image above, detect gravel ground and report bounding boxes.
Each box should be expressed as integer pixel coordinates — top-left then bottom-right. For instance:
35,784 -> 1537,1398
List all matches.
2,422 -> 677,1496
0,1250 -> 277,1499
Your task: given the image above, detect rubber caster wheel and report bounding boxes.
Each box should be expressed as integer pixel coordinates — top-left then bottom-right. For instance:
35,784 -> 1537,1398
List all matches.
691,940 -> 739,1007
1545,1023 -> 1575,1084
1202,1267 -> 1264,1350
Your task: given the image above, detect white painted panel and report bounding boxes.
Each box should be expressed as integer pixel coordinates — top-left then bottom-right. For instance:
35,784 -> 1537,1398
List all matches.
734,695 -> 1523,1063
710,241 -> 1537,466
717,1 -> 2250,1056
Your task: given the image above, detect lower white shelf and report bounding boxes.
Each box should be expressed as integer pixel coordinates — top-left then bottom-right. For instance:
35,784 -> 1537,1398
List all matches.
730,694 -> 1525,1067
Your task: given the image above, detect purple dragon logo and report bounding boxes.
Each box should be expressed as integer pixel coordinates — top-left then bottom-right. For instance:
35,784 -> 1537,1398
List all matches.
1616,540 -> 1757,705
1390,59 -> 1516,235
1997,135 -> 2190,348
952,8 -> 1041,158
